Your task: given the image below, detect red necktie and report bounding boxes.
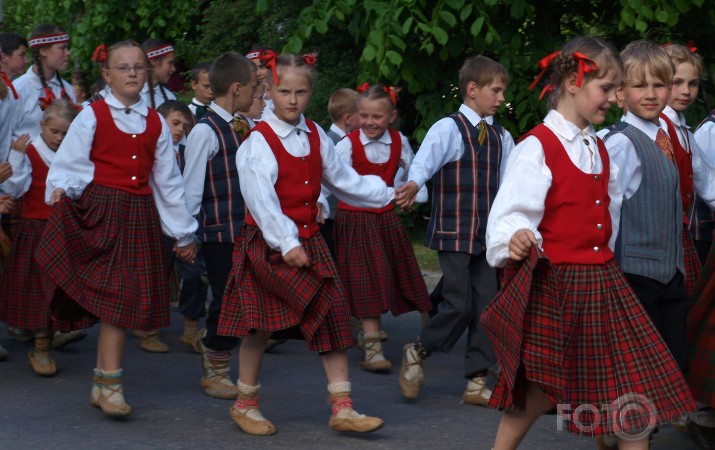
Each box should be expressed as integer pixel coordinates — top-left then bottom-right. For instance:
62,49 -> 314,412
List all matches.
655,128 -> 674,164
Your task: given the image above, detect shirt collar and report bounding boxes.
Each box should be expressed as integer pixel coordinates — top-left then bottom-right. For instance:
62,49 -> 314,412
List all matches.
262,108 -> 309,138
329,123 -> 346,138
208,102 -> 234,122
105,92 -> 149,117
359,128 -> 391,145
459,104 -> 494,127
192,97 -> 209,107
624,111 -> 664,141
544,109 -> 597,143
25,65 -> 63,90
662,105 -> 690,130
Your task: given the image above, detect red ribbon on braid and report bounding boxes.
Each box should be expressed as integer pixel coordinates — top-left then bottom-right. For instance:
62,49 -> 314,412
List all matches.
38,86 -> 57,111
356,82 -> 398,104
571,52 -> 598,87
528,50 -> 559,91
92,44 -> 108,63
528,50 -> 598,100
687,40 -> 699,54
0,72 -> 19,99
302,53 -> 317,65
259,49 -> 279,85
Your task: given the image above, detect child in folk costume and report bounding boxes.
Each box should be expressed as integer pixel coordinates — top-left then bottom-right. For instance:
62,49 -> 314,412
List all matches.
0,32 -> 28,165
140,39 -> 177,110
334,83 -> 430,372
483,36 -> 695,449
0,100 -> 81,375
35,41 -> 197,418
395,55 -> 514,405
217,54 -> 388,435
188,62 -> 213,120
13,25 -> 77,140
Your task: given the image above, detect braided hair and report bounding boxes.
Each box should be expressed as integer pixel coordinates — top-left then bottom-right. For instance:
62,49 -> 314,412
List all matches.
141,38 -> 173,109
29,24 -> 73,104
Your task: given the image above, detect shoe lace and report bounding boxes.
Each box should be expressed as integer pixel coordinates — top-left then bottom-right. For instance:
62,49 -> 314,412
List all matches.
331,397 -> 353,415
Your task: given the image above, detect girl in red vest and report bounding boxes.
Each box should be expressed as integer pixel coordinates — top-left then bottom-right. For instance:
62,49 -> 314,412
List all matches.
483,36 -> 695,449
217,54 -> 391,436
0,100 -> 79,373
34,41 -> 197,419
334,83 -> 430,373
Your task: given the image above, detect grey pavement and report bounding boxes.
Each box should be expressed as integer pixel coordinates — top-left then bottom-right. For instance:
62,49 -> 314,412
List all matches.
0,272 -> 699,449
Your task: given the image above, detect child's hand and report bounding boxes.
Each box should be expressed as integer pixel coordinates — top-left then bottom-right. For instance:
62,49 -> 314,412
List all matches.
284,245 -> 311,268
11,134 -> 31,153
174,241 -> 197,263
49,188 -> 66,205
509,229 -> 538,261
395,181 -> 419,210
316,203 -> 325,224
0,195 -> 16,214
0,162 -> 12,183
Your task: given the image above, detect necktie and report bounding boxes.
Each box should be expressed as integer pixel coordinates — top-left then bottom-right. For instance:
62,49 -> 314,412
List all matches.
194,103 -> 208,119
655,128 -> 675,164
232,115 -> 249,139
477,120 -> 487,146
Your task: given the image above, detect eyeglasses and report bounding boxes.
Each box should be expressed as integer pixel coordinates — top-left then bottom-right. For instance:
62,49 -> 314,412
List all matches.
110,65 -> 147,74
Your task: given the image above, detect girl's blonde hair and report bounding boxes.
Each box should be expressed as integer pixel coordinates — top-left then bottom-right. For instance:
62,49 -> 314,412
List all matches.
662,43 -> 705,78
41,98 -> 79,124
267,54 -> 316,89
545,36 -> 623,110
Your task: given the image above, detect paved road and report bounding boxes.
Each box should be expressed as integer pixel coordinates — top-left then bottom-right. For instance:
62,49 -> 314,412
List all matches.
0,272 -> 700,449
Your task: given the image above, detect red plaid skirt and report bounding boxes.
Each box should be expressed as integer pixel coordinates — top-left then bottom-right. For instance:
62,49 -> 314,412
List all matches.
688,241 -> 715,408
482,248 -> 696,436
0,218 -> 95,331
217,225 -> 354,353
34,183 -> 170,331
334,209 -> 430,318
683,230 -> 702,298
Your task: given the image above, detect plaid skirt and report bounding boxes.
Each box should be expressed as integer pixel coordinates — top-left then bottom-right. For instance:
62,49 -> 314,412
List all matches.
217,225 -> 354,353
688,240 -> 715,408
334,209 -> 430,318
481,248 -> 696,436
34,183 -> 170,331
683,230 -> 702,299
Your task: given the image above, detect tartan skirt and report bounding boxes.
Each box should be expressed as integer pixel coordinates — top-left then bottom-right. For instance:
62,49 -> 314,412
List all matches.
683,229 -> 702,299
687,240 -> 715,408
34,183 -> 171,331
0,218 -> 94,331
482,248 -> 696,436
217,225 -> 354,353
334,209 -> 430,318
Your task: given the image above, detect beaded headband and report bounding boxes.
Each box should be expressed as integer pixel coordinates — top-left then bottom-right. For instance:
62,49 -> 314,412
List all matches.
245,51 -> 262,60
28,33 -> 69,48
146,44 -> 174,60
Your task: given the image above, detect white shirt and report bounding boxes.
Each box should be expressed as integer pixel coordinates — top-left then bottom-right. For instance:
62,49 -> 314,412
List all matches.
4,135 -> 55,198
188,98 -> 210,117
407,103 -> 515,189
182,102 -> 235,216
335,128 -> 428,203
12,65 -> 77,140
486,109 -> 623,268
81,86 -> 111,108
0,94 -> 16,193
46,93 -> 197,246
140,82 -> 176,109
329,123 -> 346,140
694,114 -> 715,174
238,108 -> 395,255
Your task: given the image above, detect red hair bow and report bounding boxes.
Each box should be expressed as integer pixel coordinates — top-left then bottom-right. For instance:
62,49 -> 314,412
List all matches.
92,44 -> 107,63
528,50 -> 559,91
259,50 -> 279,85
356,82 -> 398,104
356,82 -> 370,93
571,52 -> 598,87
302,53 -> 317,65
687,40 -> 699,54
528,51 -> 598,100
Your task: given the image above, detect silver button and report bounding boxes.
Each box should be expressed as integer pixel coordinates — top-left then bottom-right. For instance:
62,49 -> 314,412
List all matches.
378,163 -> 383,166
593,246 -> 600,252
303,224 -> 308,229
595,200 -> 601,206
304,202 -> 309,207
304,181 -> 309,185
690,174 -> 693,179
301,157 -> 307,161
131,134 -> 136,138
597,224 -> 603,230
594,175 -> 600,181
132,155 -> 137,159
131,176 -> 137,180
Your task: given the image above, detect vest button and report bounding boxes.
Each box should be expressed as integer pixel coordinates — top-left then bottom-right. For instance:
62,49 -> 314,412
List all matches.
378,163 -> 383,166
303,224 -> 308,229
132,155 -> 137,159
301,157 -> 307,161
304,181 -> 309,185
687,193 -> 692,199
593,246 -> 600,252
305,202 -> 309,207
594,175 -> 600,181
131,134 -> 136,138
595,200 -> 601,206
690,174 -> 693,179
131,176 -> 137,181
597,224 -> 603,230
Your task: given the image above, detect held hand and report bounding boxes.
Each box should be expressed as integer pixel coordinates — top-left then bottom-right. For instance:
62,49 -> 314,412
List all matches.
174,241 -> 197,263
0,195 -> 16,214
509,229 -> 538,261
0,162 -> 12,183
395,181 -> 419,209
316,203 -> 325,224
49,188 -> 66,206
284,245 -> 311,268
11,134 -> 31,153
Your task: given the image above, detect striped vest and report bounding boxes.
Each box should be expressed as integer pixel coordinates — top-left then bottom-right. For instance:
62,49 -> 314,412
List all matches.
424,112 -> 503,255
689,110 -> 715,241
198,110 -> 245,243
607,122 -> 683,283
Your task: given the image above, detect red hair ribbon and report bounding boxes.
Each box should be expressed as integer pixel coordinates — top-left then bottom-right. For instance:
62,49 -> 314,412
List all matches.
528,50 -> 559,91
302,53 -> 317,65
687,40 -> 698,54
259,49 -> 279,85
571,52 -> 598,87
538,84 -> 555,101
356,82 -> 398,104
356,82 -> 370,93
92,44 -> 107,63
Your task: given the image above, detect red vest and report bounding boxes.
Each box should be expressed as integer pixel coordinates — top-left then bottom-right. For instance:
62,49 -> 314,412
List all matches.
528,124 -> 614,264
89,99 -> 162,195
660,113 -> 693,224
338,129 -> 400,214
22,144 -> 53,220
245,120 -> 323,238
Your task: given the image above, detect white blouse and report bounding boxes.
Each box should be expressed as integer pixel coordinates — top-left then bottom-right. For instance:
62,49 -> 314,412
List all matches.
45,93 -> 197,246
140,82 -> 176,109
486,109 -> 623,268
4,135 -> 55,198
237,108 -> 395,256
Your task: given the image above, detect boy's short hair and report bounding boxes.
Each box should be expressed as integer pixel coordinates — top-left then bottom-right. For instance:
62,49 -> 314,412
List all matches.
0,32 -> 28,55
327,88 -> 359,122
459,55 -> 509,97
191,62 -> 212,83
621,40 -> 674,85
157,100 -> 193,126
209,52 -> 256,97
